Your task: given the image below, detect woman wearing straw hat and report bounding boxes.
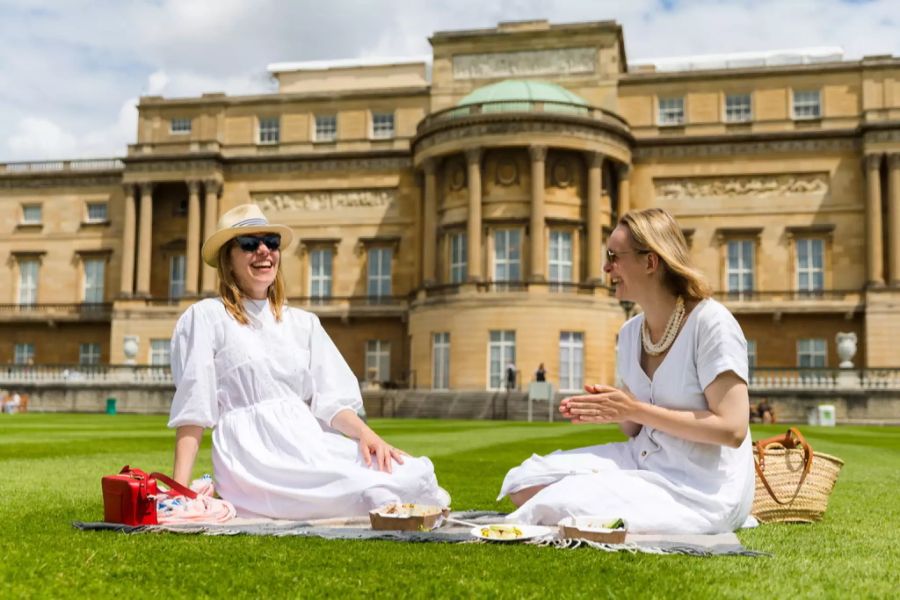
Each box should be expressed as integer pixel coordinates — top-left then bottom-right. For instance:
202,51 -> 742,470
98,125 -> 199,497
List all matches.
498,208 -> 754,534
168,203 -> 450,519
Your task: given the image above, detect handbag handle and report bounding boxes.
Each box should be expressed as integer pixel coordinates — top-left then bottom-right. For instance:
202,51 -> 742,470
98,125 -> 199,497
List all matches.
150,472 -> 198,499
753,427 -> 814,505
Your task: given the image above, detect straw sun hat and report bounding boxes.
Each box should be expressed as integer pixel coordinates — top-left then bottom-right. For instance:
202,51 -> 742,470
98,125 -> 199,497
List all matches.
201,203 -> 294,268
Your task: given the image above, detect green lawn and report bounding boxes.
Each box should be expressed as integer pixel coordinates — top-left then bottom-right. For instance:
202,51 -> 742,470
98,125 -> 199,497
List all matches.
1,415 -> 898,599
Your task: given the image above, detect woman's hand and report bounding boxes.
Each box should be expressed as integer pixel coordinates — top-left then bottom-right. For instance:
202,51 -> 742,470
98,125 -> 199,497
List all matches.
357,429 -> 407,473
560,384 -> 640,424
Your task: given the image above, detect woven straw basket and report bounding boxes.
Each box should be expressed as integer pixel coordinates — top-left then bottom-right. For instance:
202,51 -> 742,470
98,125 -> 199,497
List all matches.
752,427 -> 844,524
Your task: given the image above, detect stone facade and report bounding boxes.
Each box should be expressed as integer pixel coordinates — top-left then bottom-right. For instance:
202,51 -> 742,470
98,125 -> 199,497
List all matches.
2,19 -> 899,390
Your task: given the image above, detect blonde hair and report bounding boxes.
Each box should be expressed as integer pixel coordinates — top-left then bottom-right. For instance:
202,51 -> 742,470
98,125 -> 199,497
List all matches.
216,242 -> 286,325
620,208 -> 711,301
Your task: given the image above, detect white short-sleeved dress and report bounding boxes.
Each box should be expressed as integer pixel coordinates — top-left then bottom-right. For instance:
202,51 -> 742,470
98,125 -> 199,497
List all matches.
498,299 -> 755,534
168,298 -> 450,520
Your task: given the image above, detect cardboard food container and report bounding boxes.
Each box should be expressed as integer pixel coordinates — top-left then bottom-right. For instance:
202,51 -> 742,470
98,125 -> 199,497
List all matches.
369,503 -> 448,532
558,516 -> 628,543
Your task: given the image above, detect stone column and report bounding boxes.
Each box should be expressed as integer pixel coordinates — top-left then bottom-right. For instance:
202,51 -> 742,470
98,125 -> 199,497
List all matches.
201,180 -> 221,294
465,148 -> 482,282
422,159 -> 438,286
618,164 -> 632,219
866,154 -> 885,286
529,145 -> 547,282
185,180 -> 202,296
586,152 -> 604,283
889,153 -> 900,286
120,184 -> 136,296
135,182 -> 154,296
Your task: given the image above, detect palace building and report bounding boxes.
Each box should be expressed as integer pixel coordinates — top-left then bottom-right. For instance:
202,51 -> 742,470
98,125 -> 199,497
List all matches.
2,19 -> 899,393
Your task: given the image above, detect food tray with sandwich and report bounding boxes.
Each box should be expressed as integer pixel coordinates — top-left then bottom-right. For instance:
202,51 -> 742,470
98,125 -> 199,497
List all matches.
369,503 -> 449,531
558,516 -> 628,543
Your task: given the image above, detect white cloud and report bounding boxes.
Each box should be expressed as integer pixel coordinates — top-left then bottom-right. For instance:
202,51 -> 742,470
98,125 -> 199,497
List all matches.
1,0 -> 899,162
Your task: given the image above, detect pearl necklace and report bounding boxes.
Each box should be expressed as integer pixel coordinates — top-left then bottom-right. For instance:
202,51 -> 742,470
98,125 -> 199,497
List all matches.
641,296 -> 686,356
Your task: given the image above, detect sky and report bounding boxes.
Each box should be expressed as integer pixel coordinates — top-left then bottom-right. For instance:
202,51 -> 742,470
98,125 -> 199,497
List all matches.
0,0 -> 897,162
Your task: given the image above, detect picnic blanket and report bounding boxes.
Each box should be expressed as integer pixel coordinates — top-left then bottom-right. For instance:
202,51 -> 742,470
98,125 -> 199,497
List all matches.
74,511 -> 766,556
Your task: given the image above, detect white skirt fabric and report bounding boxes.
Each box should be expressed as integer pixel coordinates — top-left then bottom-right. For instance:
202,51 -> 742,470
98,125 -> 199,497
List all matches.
498,441 -> 745,534
212,399 -> 450,520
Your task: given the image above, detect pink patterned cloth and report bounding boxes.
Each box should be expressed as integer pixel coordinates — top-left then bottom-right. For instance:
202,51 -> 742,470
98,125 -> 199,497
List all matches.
157,475 -> 236,524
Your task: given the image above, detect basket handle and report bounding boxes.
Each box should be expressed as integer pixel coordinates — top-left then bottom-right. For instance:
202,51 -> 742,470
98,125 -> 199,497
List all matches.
753,427 -> 814,506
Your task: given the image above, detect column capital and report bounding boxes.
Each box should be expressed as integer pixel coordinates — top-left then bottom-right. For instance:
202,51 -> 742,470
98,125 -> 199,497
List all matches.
204,179 -> 222,196
121,183 -> 135,196
585,151 -> 605,170
422,157 -> 438,176
889,153 -> 900,169
187,180 -> 202,195
528,145 -> 548,162
138,182 -> 154,196
866,153 -> 884,171
464,147 -> 482,165
617,162 -> 632,179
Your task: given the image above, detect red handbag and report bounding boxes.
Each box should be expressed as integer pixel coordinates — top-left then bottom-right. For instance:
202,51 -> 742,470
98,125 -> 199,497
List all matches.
101,465 -> 196,526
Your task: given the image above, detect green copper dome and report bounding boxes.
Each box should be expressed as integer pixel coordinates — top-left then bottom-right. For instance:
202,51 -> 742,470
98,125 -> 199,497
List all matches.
453,80 -> 590,117
459,79 -> 588,104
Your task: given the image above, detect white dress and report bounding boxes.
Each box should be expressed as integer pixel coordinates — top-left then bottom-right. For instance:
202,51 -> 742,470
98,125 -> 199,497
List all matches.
498,299 -> 755,534
168,298 -> 450,520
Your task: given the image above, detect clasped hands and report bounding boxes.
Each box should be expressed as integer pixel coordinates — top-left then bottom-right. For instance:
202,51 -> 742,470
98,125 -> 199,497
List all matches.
358,429 -> 408,473
560,384 -> 638,424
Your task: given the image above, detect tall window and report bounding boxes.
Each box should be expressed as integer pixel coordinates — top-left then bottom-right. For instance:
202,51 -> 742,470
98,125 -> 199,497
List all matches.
559,331 -> 584,392
797,338 -> 827,368
747,340 -> 757,370
150,339 -> 170,366
310,248 -> 333,300
488,330 -> 516,390
793,90 -> 821,119
372,112 -> 395,139
83,258 -> 105,303
366,340 -> 391,383
725,93 -> 752,122
432,332 -> 450,390
17,259 -> 39,305
14,343 -> 35,365
658,97 -> 685,125
315,115 -> 337,142
169,255 -> 186,298
726,240 -> 754,297
79,343 -> 101,365
796,238 -> 824,294
493,229 -> 521,286
170,118 -> 192,134
548,231 -> 573,291
449,232 -> 467,284
367,247 -> 392,298
258,117 -> 280,144
22,204 -> 42,225
86,202 -> 108,223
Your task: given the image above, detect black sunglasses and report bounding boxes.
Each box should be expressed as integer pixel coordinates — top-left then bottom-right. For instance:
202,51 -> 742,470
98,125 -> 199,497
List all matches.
234,234 -> 281,253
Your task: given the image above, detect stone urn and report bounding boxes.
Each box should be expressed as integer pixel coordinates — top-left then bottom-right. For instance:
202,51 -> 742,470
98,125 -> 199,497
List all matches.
123,335 -> 140,365
835,332 -> 857,369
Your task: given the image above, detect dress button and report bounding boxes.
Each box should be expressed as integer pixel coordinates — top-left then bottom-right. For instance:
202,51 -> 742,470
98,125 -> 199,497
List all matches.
640,450 -> 648,457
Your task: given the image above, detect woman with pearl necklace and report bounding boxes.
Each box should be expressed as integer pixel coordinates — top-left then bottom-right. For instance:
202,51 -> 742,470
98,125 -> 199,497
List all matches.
497,208 -> 755,534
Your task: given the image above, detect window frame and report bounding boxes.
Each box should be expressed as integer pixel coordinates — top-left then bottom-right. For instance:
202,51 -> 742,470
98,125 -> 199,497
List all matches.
724,93 -> 752,123
366,246 -> 393,299
548,230 -> 574,291
83,257 -> 106,303
371,111 -> 395,139
170,117 -> 192,134
795,237 -> 825,294
257,116 -> 280,145
168,254 -> 186,299
657,96 -> 685,126
309,247 -> 333,301
314,114 -> 337,142
559,331 -> 584,392
21,204 -> 42,225
725,238 -> 756,298
797,338 -> 827,368
449,231 -> 467,284
792,89 -> 822,120
85,202 -> 108,223
432,332 -> 450,390
79,343 -> 102,365
488,330 -> 516,391
365,340 -> 391,383
492,228 -> 522,285
14,342 -> 35,365
149,339 -> 171,366
17,258 -> 40,305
